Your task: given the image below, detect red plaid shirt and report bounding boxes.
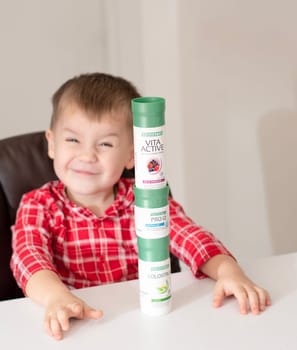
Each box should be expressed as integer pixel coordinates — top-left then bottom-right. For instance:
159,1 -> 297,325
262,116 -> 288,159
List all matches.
11,178 -> 231,293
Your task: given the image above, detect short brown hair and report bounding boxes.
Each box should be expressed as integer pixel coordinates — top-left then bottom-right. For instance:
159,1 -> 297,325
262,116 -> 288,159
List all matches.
50,73 -> 141,128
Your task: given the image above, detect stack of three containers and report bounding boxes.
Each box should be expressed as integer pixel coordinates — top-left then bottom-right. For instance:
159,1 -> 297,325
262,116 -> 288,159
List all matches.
132,97 -> 172,316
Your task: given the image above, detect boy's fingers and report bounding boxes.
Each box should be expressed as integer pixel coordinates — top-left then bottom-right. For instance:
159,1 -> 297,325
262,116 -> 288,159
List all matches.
212,283 -> 225,308
56,309 -> 71,331
70,302 -> 103,320
232,287 -> 249,314
70,302 -> 84,318
43,302 -> 103,341
49,318 -> 63,340
255,287 -> 271,310
212,280 -> 271,315
265,292 -> 272,306
85,306 -> 103,320
246,287 -> 260,314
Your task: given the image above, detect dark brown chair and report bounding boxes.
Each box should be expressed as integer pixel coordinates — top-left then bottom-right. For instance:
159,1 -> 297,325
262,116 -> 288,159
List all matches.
0,131 -> 180,301
0,132 -> 57,300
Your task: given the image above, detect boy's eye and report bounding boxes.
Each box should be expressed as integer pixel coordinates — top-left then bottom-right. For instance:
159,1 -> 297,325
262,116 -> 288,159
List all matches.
66,138 -> 79,143
100,142 -> 112,148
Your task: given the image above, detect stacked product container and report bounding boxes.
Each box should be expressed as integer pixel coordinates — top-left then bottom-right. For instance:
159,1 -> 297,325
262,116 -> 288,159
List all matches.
132,97 -> 172,316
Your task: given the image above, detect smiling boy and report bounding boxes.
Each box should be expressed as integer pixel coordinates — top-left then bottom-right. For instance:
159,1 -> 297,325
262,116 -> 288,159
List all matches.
11,73 -> 270,341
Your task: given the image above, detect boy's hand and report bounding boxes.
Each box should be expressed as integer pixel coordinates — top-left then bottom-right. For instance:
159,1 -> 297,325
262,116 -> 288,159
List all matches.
200,254 -> 271,314
212,272 -> 271,314
44,291 -> 103,340
25,270 -> 103,341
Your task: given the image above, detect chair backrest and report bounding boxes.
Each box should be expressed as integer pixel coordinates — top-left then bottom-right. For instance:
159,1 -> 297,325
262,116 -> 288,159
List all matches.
0,132 -> 57,300
0,131 -> 180,301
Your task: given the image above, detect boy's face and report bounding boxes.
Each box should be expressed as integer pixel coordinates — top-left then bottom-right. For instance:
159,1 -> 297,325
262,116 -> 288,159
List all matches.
46,104 -> 134,202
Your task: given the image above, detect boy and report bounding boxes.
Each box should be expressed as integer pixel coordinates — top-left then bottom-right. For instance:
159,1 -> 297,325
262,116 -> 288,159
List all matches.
11,73 -> 271,341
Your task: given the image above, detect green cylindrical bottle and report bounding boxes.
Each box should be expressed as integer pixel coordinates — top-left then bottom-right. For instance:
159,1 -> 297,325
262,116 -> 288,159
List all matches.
132,97 -> 166,189
134,186 -> 169,239
134,186 -> 172,316
132,96 -> 171,316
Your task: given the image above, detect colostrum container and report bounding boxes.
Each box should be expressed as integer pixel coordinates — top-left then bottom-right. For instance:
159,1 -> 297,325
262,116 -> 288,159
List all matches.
134,186 -> 172,316
132,97 -> 166,189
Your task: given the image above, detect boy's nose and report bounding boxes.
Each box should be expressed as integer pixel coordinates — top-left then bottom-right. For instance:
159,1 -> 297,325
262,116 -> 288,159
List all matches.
79,147 -> 97,162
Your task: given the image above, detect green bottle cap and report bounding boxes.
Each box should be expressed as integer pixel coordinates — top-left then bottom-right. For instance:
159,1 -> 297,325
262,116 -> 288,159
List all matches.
134,186 -> 169,208
137,236 -> 170,261
132,97 -> 165,128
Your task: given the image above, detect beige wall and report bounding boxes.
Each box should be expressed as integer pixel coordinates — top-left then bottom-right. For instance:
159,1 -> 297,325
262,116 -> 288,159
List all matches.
0,0 -> 106,138
179,1 -> 297,258
1,0 -> 296,260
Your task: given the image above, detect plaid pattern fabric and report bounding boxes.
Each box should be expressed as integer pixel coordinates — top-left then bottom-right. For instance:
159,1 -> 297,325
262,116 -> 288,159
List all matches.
11,178 -> 231,292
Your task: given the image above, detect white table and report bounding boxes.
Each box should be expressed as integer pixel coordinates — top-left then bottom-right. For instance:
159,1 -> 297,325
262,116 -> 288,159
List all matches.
1,253 -> 297,349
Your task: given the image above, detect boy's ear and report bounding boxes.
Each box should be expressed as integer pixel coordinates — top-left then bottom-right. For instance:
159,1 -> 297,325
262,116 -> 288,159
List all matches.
125,145 -> 134,170
45,129 -> 54,159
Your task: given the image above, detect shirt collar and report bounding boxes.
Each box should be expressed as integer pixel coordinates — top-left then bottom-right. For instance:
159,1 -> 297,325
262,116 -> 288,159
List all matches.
52,178 -> 135,219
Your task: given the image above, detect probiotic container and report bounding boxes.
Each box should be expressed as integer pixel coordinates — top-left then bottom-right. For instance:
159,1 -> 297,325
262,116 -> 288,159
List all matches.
134,186 -> 172,316
134,186 -> 169,239
132,97 -> 166,189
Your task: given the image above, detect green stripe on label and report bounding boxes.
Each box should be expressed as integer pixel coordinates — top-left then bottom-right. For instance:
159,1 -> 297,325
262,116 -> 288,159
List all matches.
134,186 -> 169,208
137,236 -> 170,261
151,295 -> 172,302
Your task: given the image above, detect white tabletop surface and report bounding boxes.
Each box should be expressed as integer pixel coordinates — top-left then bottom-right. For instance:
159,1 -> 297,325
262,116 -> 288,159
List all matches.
1,252 -> 297,349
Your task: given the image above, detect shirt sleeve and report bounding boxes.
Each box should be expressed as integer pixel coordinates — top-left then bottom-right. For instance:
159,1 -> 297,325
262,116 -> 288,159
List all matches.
10,192 -> 58,294
169,197 -> 234,278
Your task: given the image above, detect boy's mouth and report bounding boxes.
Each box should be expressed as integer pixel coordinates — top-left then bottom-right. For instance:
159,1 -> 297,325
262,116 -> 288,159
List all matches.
71,168 -> 99,176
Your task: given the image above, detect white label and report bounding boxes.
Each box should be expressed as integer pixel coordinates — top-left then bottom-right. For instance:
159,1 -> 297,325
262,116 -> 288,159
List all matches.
138,258 -> 172,315
135,205 -> 169,239
133,126 -> 166,189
